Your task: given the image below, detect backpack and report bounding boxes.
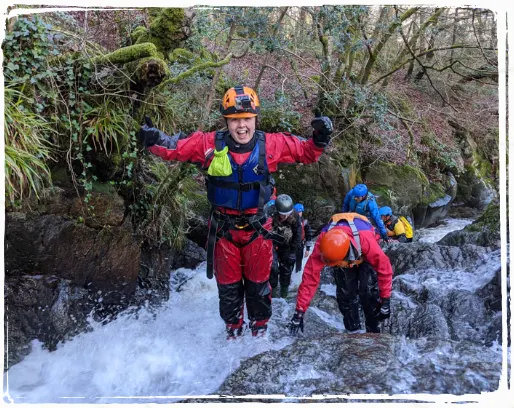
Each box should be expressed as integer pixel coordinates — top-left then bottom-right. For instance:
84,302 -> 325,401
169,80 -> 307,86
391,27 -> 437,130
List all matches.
325,213 -> 373,267
399,216 -> 414,239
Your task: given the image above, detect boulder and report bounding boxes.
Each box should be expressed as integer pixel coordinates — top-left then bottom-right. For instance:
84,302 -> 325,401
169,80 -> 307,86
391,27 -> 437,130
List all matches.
450,119 -> 497,209
383,242 -> 493,276
5,213 -> 141,303
4,275 -> 92,369
276,154 -> 349,229
438,203 -> 501,249
363,162 -> 457,227
216,334 -> 501,396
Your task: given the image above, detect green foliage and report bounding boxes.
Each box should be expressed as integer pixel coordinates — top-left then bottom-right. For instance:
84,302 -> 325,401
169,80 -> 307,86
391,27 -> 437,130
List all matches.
259,92 -> 302,133
420,132 -> 460,174
142,75 -> 217,133
3,16 -> 59,87
82,101 -> 132,156
133,158 -> 208,249
4,86 -> 55,206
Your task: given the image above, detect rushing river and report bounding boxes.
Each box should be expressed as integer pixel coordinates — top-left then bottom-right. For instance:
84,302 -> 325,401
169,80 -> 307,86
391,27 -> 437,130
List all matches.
3,218 -> 505,403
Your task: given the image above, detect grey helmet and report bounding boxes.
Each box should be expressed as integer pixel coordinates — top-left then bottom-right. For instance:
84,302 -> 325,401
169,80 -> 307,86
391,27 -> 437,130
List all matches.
275,194 -> 294,215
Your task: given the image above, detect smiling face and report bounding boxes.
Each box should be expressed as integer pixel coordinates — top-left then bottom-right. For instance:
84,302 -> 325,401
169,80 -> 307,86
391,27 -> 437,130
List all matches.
227,117 -> 256,144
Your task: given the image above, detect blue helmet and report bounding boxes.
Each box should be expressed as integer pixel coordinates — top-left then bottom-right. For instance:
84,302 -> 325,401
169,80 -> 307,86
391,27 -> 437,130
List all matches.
379,206 -> 393,217
294,203 -> 304,212
353,184 -> 368,198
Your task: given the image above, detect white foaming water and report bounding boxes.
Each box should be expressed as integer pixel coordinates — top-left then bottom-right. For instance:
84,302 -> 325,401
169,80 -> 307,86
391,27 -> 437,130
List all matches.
4,217 -> 499,402
416,217 -> 474,244
4,264 -> 294,403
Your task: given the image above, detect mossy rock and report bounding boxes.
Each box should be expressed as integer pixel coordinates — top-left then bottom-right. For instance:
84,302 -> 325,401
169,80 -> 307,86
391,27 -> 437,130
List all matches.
329,128 -> 360,169
168,48 -> 196,63
275,154 -> 347,229
440,202 -> 501,248
455,149 -> 496,209
147,8 -> 188,56
91,43 -> 158,65
363,162 -> 433,212
125,56 -> 170,86
131,26 -> 148,43
466,203 -> 500,234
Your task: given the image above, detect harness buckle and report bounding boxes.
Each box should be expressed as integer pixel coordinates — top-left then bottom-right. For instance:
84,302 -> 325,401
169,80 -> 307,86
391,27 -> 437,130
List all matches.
233,216 -> 249,229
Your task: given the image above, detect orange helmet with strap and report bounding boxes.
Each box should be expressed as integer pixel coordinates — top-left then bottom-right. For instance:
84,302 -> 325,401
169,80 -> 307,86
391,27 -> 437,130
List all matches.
319,213 -> 367,268
220,85 -> 260,118
320,229 -> 351,267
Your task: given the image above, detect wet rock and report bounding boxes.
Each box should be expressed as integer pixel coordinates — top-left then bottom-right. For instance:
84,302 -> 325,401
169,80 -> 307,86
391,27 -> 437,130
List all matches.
404,304 -> 451,340
5,213 -> 141,300
384,242 -> 492,276
483,313 -> 502,346
438,203 -> 500,248
216,334 -> 501,396
186,215 -> 209,249
139,239 -> 206,301
69,190 -> 125,228
450,119 -> 497,209
438,290 -> 488,342
4,275 -> 92,369
175,239 -> 207,269
4,212 -> 141,368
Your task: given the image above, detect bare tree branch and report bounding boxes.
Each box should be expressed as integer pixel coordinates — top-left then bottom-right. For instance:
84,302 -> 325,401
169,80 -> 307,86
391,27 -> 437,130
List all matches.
471,9 -> 497,67
394,6 -> 458,112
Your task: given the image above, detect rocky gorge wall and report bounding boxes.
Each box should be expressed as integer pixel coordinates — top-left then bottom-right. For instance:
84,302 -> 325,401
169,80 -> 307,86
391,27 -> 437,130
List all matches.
4,183 -> 206,369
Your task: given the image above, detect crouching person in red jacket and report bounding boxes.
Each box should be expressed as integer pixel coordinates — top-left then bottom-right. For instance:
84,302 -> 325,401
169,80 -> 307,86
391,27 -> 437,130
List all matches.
289,213 -> 393,335
138,85 -> 333,339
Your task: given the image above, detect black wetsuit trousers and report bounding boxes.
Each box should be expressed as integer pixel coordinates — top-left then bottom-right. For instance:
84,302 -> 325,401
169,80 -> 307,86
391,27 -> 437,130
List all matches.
269,249 -> 295,288
333,262 -> 380,333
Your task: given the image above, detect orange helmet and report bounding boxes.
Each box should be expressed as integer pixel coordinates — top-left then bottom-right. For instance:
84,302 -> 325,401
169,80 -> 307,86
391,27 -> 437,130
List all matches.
319,229 -> 351,267
220,85 -> 260,118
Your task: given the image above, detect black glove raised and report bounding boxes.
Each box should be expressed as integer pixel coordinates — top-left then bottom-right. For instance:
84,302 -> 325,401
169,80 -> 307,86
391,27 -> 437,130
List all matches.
288,310 -> 305,335
375,298 -> 391,321
311,116 -> 333,148
138,115 -> 160,147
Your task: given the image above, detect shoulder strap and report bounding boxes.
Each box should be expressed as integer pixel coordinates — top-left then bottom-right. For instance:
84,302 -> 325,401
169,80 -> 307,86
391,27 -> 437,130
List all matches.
363,194 -> 373,212
326,213 -> 365,259
329,212 -> 370,225
204,131 -> 227,169
255,130 -> 266,175
255,131 -> 269,211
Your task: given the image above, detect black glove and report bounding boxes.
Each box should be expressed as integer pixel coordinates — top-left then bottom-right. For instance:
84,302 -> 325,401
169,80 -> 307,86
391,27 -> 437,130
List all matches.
375,298 -> 391,321
288,253 -> 297,263
311,116 -> 333,148
380,230 -> 389,242
288,310 -> 305,335
138,115 -> 160,147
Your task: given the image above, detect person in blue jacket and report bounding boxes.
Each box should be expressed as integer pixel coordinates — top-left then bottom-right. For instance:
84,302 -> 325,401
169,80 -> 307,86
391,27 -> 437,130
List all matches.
342,184 -> 389,241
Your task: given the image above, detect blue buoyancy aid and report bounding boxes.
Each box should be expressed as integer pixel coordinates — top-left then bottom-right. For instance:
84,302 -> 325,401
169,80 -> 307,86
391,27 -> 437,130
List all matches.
348,192 -> 372,214
207,131 -> 272,211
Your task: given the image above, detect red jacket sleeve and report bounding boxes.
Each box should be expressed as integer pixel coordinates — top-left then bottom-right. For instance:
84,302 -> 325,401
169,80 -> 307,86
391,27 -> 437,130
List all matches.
359,230 -> 393,298
265,133 -> 325,172
148,131 -> 215,164
295,232 -> 327,312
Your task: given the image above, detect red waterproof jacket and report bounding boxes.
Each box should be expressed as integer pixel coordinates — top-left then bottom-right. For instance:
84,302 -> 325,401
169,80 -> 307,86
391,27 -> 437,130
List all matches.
295,225 -> 393,313
149,131 -> 324,214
